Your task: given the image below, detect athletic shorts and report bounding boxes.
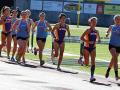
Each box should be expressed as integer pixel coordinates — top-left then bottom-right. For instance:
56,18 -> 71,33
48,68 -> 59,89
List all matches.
54,39 -> 64,45
2,31 -> 11,36
36,37 -> 46,43
12,34 -> 16,38
84,47 -> 96,53
17,37 -> 28,40
109,44 -> 120,53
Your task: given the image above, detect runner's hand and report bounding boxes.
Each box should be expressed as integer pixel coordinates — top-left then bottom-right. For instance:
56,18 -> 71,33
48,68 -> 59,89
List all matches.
55,38 -> 59,41
106,33 -> 109,37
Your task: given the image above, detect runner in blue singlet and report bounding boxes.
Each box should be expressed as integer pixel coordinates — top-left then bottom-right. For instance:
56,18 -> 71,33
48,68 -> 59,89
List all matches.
105,15 -> 120,80
11,10 -> 18,62
12,11 -> 30,64
32,12 -> 52,66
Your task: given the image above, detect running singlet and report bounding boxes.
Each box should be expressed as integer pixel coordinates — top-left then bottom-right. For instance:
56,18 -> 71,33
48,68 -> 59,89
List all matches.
56,24 -> 67,44
36,20 -> 47,38
11,18 -> 17,35
109,25 -> 120,47
16,20 -> 29,38
84,29 -> 97,48
3,17 -> 12,32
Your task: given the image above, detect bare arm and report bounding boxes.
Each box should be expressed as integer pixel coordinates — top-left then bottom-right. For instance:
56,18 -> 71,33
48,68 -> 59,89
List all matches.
30,19 -> 34,29
80,29 -> 89,42
96,30 -> 101,43
46,21 -> 52,32
27,21 -> 31,33
66,24 -> 71,37
52,24 -> 59,40
106,26 -> 112,37
0,16 -> 5,25
32,21 -> 37,32
12,20 -> 20,31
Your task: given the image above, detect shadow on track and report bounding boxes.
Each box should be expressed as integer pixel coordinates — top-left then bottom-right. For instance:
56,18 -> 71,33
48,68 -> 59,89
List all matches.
83,80 -> 111,87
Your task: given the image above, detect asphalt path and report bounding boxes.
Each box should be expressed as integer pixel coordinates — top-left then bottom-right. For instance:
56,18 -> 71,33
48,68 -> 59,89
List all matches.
0,56 -> 120,90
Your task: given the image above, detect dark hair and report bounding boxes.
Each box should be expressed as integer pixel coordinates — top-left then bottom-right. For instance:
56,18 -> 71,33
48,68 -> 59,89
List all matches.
11,10 -> 17,13
59,13 -> 66,19
1,6 -> 10,15
88,17 -> 97,23
39,12 -> 46,17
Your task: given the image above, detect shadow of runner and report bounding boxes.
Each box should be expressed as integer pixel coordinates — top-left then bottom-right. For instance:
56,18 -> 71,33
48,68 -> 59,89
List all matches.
41,65 -> 78,74
58,69 -> 78,74
0,73 -> 22,76
83,80 -> 111,87
108,81 -> 120,87
41,65 -> 56,70
20,80 -> 48,84
91,81 -> 111,86
44,86 -> 73,90
1,60 -> 18,65
1,60 -> 38,68
20,64 -> 38,68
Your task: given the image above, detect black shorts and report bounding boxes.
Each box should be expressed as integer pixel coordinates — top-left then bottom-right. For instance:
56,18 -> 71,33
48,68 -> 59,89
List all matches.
84,47 -> 96,53
109,44 -> 120,53
54,39 -> 64,45
17,37 -> 28,40
2,32 -> 11,36
12,34 -> 16,38
36,38 -> 46,43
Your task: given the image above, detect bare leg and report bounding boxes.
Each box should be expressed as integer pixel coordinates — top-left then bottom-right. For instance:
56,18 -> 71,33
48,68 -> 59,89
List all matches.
57,42 -> 64,70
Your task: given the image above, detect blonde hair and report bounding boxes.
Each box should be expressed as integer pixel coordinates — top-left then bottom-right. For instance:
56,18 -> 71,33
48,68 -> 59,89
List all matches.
1,6 -> 10,15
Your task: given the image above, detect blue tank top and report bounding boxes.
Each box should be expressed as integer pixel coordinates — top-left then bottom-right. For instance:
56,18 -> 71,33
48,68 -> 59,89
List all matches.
11,18 -> 17,35
36,20 -> 47,38
5,17 -> 12,32
16,20 -> 29,38
58,24 -> 67,42
109,25 -> 120,46
88,30 -> 97,48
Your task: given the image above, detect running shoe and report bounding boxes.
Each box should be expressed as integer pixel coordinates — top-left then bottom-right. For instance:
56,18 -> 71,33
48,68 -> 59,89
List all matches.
78,57 -> 83,66
10,57 -> 16,62
40,60 -> 45,66
16,57 -> 21,64
116,76 -> 120,81
21,61 -> 26,66
21,58 -> 26,65
90,77 -> 96,82
7,55 -> 10,59
105,71 -> 109,78
0,51 -> 1,57
57,67 -> 61,71
34,47 -> 37,55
